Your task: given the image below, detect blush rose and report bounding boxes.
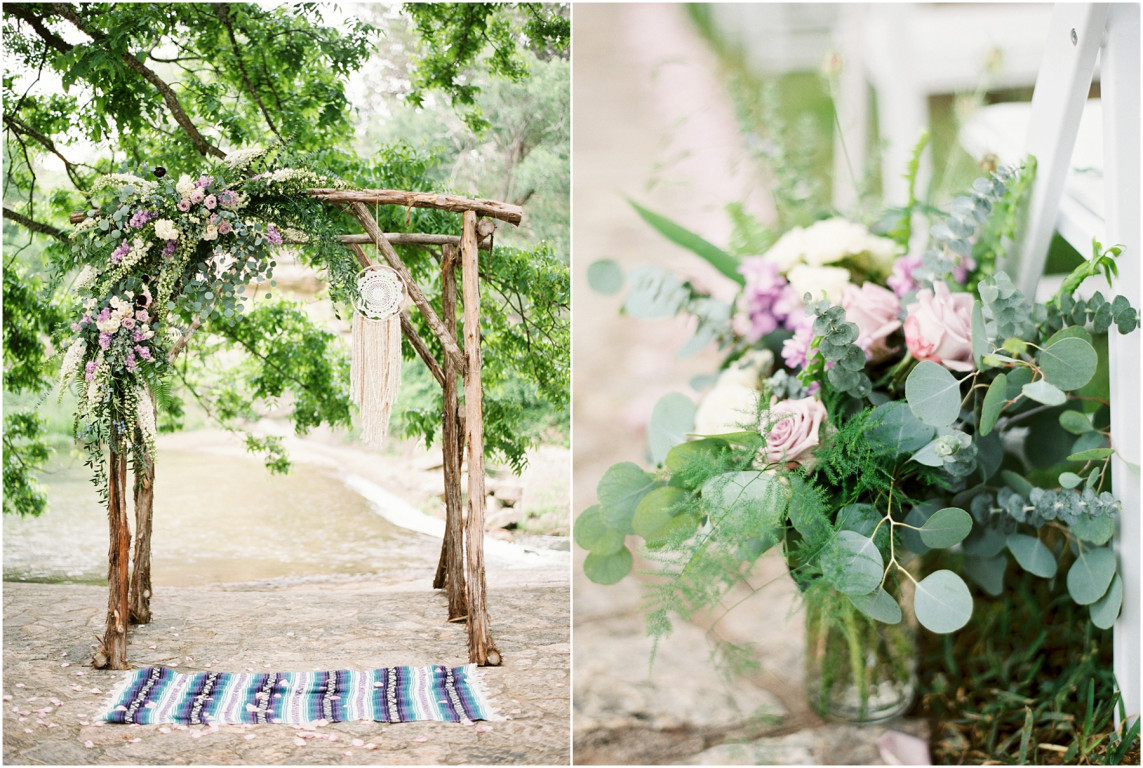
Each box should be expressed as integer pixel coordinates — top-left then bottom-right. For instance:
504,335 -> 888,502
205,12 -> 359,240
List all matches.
762,396 -> 827,466
842,282 -> 901,362
904,282 -> 975,372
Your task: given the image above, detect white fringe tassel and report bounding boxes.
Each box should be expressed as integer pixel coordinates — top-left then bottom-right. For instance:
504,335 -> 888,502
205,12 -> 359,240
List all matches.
351,311 -> 402,446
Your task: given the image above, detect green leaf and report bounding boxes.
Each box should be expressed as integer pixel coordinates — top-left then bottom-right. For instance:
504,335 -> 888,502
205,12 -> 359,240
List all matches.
964,554 -> 1007,596
849,588 -> 903,625
1067,547 -> 1116,605
1089,573 -> 1123,629
573,505 -> 625,555
1006,533 -> 1058,578
701,470 -> 785,529
596,462 -> 657,534
665,438 -> 728,473
865,401 -> 935,455
1039,336 -> 1098,391
632,486 -> 690,542
979,374 -> 1008,436
820,531 -> 884,595
1058,472 -> 1083,489
647,393 -> 696,465
1071,515 -> 1115,546
1059,410 -> 1094,434
1001,470 -> 1036,498
628,199 -> 743,284
910,437 -> 945,467
1005,366 -> 1035,400
901,502 -> 939,555
583,547 -> 633,585
1022,379 -> 1066,406
623,266 -> 688,318
920,507 -> 973,548
905,361 -> 962,427
586,259 -> 624,294
971,301 -> 989,368
1067,447 -> 1114,462
914,570 -> 973,633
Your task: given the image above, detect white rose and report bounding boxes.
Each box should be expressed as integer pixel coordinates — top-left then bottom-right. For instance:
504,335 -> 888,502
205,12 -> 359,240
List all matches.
694,381 -> 760,436
154,219 -> 179,241
96,315 -> 120,334
176,175 -> 195,198
786,264 -> 852,305
202,225 -> 218,241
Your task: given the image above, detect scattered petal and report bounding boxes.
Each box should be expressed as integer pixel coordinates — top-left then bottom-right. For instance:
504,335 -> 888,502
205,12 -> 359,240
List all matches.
475,725 -> 492,733
61,662 -> 71,668
342,751 -> 352,757
414,736 -> 428,743
129,737 -> 141,743
84,741 -> 95,749
159,727 -> 171,734
2,695 -> 11,701
352,738 -> 364,747
15,683 -> 25,688
24,728 -> 33,734
244,734 -> 256,740
293,737 -> 306,747
364,743 -> 378,750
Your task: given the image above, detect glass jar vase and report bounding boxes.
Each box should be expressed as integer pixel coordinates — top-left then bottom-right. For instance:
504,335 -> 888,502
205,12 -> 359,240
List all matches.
803,585 -> 918,722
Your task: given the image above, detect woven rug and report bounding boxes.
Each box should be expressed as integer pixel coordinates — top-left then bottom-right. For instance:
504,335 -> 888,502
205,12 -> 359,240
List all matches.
100,665 -> 497,725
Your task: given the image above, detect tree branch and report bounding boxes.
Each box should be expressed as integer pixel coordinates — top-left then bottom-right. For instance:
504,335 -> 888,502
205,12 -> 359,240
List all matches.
214,3 -> 283,142
45,3 -> 226,159
4,113 -> 91,191
3,206 -> 67,242
6,4 -> 74,53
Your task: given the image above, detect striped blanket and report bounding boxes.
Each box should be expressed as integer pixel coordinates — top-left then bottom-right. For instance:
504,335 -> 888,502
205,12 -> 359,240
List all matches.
100,665 -> 496,725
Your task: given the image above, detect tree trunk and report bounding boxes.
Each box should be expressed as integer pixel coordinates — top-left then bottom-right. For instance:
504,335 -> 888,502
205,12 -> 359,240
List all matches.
94,449 -> 131,670
129,395 -> 156,625
433,245 -> 469,620
460,212 -> 501,666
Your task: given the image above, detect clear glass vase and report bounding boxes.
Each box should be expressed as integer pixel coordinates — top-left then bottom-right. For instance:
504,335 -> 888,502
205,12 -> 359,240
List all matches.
804,586 -> 918,722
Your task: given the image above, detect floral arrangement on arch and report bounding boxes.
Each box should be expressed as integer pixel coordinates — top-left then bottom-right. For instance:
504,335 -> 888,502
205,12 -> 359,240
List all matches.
577,154 -> 1139,715
56,147 -> 356,498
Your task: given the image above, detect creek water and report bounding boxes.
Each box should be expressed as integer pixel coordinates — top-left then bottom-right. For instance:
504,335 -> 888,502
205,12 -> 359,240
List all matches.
3,449 -> 436,586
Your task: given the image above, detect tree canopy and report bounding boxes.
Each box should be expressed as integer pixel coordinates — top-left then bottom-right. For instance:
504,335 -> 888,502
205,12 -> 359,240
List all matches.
3,2 -> 570,516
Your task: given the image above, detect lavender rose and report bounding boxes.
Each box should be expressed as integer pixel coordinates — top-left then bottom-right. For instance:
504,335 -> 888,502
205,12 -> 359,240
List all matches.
841,282 -> 901,363
904,282 -> 975,372
762,396 -> 827,466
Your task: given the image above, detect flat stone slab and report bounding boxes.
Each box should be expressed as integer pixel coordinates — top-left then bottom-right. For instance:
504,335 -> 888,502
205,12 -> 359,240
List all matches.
3,581 -> 568,765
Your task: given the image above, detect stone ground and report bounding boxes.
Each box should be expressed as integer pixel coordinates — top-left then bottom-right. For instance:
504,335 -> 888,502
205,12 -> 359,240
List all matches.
571,6 -> 927,764
3,575 -> 569,765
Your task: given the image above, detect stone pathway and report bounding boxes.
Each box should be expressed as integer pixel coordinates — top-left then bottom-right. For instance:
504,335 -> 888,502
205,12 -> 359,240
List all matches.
3,579 -> 568,765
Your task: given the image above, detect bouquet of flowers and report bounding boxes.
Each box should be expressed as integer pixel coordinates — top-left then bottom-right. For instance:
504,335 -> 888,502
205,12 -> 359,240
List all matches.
577,157 -> 1139,720
56,147 -> 356,498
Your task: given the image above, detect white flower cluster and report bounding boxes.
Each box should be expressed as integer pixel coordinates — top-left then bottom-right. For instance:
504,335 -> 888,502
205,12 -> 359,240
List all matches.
225,146 -> 266,170
261,167 -> 344,188
74,265 -> 100,290
281,226 -> 308,243
71,217 -> 98,237
57,338 -> 87,399
175,174 -> 196,198
135,386 -> 157,453
121,238 -> 149,271
761,218 -> 899,273
84,352 -> 107,413
220,190 -> 247,210
154,219 -> 179,241
93,174 -> 157,196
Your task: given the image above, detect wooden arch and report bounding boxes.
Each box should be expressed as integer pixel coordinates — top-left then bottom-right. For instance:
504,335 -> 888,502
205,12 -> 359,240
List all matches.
83,188 -> 523,670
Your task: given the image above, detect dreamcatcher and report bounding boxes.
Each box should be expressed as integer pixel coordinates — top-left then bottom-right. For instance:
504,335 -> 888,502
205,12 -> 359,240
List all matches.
350,263 -> 406,444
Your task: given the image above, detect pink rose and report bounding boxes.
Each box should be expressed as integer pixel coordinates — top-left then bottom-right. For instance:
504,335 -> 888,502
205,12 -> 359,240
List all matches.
217,219 -> 232,235
177,199 -> 191,212
762,396 -> 827,466
204,194 -> 217,210
190,188 -> 205,204
842,282 -> 901,363
904,282 -> 975,372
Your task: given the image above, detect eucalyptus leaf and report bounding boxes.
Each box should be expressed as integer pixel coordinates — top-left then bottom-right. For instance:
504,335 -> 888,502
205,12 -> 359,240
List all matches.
647,393 -> 696,465
624,266 -> 688,319
1039,336 -> 1097,391
919,507 -> 973,548
1071,514 -> 1115,546
914,570 -> 973,633
1067,447 -> 1113,462
971,301 -> 988,368
586,259 -> 625,295
665,438 -> 728,473
1059,410 -> 1094,434
865,401 -> 935,455
979,374 -> 1008,436
632,486 -> 690,542
1058,472 -> 1083,489
1022,379 -> 1066,406
1004,366 -> 1035,399
1066,547 -> 1116,605
906,361 -> 962,427
910,438 -> 945,467
821,531 -> 884,596
596,462 -> 657,534
849,588 -> 903,625
1089,573 -> 1123,629
1001,470 -> 1036,498
573,505 -> 625,555
583,547 -> 633,585
1006,533 -> 1057,578
964,554 -> 1006,596
902,502 -> 939,555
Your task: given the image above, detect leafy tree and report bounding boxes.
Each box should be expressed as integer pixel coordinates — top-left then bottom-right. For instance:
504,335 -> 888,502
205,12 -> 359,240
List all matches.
3,2 -> 569,512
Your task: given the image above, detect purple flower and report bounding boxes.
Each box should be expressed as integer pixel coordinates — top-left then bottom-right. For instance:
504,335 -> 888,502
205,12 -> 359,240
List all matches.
85,361 -> 98,381
195,175 -> 213,188
136,310 -> 149,322
204,194 -> 217,210
266,225 -> 282,245
98,332 -> 112,350
177,198 -> 191,212
97,307 -> 112,322
134,345 -> 152,361
736,258 -> 791,342
217,219 -> 232,235
162,240 -> 177,258
128,209 -> 153,228
133,330 -> 146,342
781,315 -> 817,370
190,188 -> 205,204
952,255 -> 976,285
218,190 -> 235,204
125,351 -> 137,373
81,313 -> 92,326
110,240 -> 130,265
122,317 -> 136,330
71,322 -> 81,332
888,252 -> 923,297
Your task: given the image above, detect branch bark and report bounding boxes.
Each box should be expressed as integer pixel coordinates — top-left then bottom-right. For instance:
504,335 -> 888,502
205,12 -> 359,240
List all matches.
2,206 -> 67,242
312,189 -> 523,226
46,3 -> 225,159
214,3 -> 283,142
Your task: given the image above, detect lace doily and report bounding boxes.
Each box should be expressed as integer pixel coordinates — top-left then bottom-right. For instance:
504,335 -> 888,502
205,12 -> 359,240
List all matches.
354,264 -> 405,320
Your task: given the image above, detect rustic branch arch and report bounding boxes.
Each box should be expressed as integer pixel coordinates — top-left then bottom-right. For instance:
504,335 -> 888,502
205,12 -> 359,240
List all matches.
76,188 -> 524,671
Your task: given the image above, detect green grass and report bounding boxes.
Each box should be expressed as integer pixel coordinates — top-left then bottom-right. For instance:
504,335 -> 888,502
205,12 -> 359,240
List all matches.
919,554 -> 1140,765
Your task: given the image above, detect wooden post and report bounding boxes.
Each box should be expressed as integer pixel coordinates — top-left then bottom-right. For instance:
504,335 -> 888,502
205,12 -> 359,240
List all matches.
433,244 -> 468,621
94,449 -> 130,669
460,211 -> 501,666
129,395 -> 157,625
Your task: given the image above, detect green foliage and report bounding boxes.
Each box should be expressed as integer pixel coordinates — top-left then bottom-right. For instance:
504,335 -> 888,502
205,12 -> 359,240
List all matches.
627,199 -> 743,284
885,130 -> 930,250
403,3 -> 569,134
